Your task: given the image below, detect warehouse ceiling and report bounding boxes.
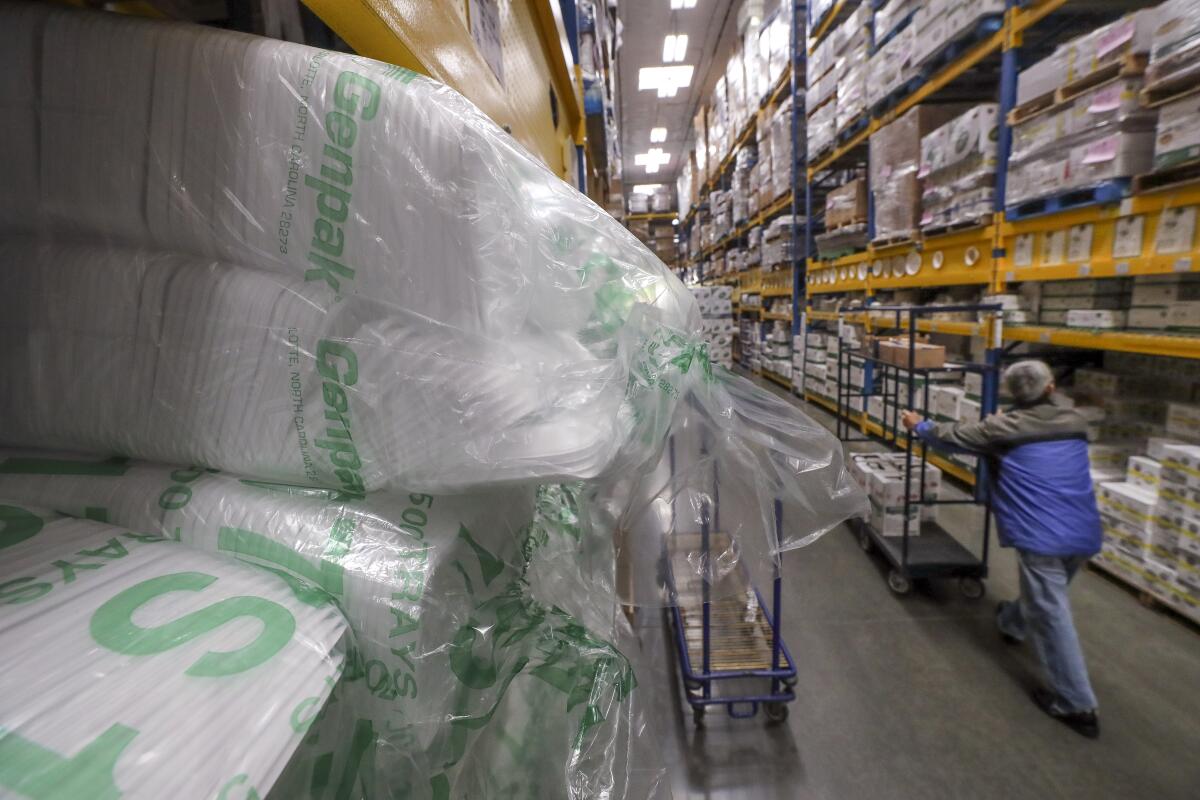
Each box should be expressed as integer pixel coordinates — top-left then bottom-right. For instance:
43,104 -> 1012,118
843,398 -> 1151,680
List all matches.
617,0 -> 742,192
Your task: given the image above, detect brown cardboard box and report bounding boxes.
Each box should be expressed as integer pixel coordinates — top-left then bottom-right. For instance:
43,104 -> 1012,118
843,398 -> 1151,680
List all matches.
869,103 -> 974,241
877,339 -> 946,369
826,178 -> 868,228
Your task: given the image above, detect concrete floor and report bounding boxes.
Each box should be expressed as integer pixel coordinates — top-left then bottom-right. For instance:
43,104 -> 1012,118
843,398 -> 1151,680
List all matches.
623,376 -> 1200,800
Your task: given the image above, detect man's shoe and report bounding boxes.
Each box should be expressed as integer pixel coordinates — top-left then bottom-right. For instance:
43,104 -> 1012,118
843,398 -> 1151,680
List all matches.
996,602 -> 1021,645
1031,687 -> 1100,739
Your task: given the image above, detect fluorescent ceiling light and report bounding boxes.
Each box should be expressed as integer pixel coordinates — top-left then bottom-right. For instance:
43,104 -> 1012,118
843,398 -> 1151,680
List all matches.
663,34 -> 688,62
634,148 -> 671,173
632,183 -> 663,195
671,0 -> 698,9
638,65 -> 694,98
650,127 -> 668,142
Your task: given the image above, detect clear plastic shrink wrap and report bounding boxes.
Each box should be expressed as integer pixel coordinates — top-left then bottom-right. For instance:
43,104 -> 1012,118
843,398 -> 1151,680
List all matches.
0,503 -> 350,799
0,1 -> 697,495
0,3 -> 867,798
0,464 -> 656,799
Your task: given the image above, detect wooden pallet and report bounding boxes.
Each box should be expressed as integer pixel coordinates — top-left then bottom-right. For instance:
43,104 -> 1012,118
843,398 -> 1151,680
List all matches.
1088,557 -> 1200,633
1132,158 -> 1200,195
1008,54 -> 1148,126
826,218 -> 869,232
1057,52 -> 1147,103
921,218 -> 990,238
1005,179 -> 1131,222
1140,56 -> 1200,108
871,234 -> 917,249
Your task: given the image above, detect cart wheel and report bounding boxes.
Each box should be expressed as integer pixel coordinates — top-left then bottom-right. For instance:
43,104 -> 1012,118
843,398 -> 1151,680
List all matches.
692,707 -> 705,727
857,529 -> 872,552
887,569 -> 912,595
764,702 -> 789,723
959,577 -> 985,601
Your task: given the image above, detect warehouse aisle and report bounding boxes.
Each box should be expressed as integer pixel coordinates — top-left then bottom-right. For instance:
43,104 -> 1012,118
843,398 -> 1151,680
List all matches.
632,391 -> 1200,800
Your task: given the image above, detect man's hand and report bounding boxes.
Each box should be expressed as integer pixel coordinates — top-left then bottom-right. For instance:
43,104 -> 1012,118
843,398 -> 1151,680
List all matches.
901,410 -> 922,432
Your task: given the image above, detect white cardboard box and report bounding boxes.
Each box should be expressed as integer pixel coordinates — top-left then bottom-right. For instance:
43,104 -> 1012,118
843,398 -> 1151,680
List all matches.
1165,405 -> 1200,440
1127,455 -> 1162,492
1097,481 -> 1160,534
1066,309 -> 1128,328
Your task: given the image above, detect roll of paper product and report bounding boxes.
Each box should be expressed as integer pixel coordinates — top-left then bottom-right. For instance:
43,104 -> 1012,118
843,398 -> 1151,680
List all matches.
0,3 -> 701,493
0,240 -> 629,493
0,503 -> 348,799
0,453 -> 641,798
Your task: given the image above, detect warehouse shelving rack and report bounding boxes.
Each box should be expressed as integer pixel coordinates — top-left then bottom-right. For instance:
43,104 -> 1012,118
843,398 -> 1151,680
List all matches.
798,0 -> 1200,432
683,0 -> 809,389
832,304 -> 1003,595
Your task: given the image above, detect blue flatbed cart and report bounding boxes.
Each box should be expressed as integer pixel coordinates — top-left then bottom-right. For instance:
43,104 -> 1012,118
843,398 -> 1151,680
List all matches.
664,436 -> 798,726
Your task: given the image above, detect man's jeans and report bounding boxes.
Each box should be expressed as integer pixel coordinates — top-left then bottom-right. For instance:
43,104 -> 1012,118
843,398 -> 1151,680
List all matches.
996,550 -> 1098,713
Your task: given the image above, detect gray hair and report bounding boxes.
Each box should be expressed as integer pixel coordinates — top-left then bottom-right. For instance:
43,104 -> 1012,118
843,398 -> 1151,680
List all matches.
1004,360 -> 1054,406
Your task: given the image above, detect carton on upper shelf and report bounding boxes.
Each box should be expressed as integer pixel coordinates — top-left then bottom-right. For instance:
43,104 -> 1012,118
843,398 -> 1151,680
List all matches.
868,25 -> 917,111
1154,92 -> 1200,171
876,338 -> 947,369
1016,9 -> 1159,106
826,179 -> 868,229
871,104 -> 975,241
836,52 -> 870,132
911,0 -> 1005,70
1147,0 -> 1200,85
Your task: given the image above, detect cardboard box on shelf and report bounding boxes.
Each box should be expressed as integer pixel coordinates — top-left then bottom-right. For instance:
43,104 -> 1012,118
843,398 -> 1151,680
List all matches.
1166,404 -> 1200,440
876,339 -> 947,369
1097,481 -> 1160,535
1066,309 -> 1128,328
1168,301 -> 1200,329
871,104 -> 974,241
870,499 -> 921,537
826,179 -> 868,228
930,385 -> 965,420
1127,455 -> 1162,492
1105,314 -> 1153,340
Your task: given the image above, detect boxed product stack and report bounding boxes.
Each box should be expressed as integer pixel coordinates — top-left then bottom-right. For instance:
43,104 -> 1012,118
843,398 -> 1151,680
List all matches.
849,452 -> 942,536
732,146 -> 757,223
873,0 -> 923,48
741,317 -> 763,370
805,332 -> 829,397
761,7 -> 790,92
747,225 -> 764,266
764,321 -> 794,379
1096,477 -> 1164,570
712,190 -> 733,236
770,99 -> 795,199
1037,279 -> 1130,328
1156,444 -> 1200,619
763,215 -> 803,270
694,107 -> 710,186
870,104 -> 972,242
1146,0 -> 1200,172
1008,11 -> 1160,208
677,158 -> 694,221
807,98 -> 837,162
832,4 -> 872,134
792,333 -> 807,392
1017,9 -> 1158,108
1129,274 -> 1200,330
708,76 -> 729,170
911,0 -> 1005,70
919,104 -> 999,231
693,285 -> 736,368
726,43 -> 750,142
981,292 -> 1036,325
826,178 -> 868,229
867,24 -> 917,113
